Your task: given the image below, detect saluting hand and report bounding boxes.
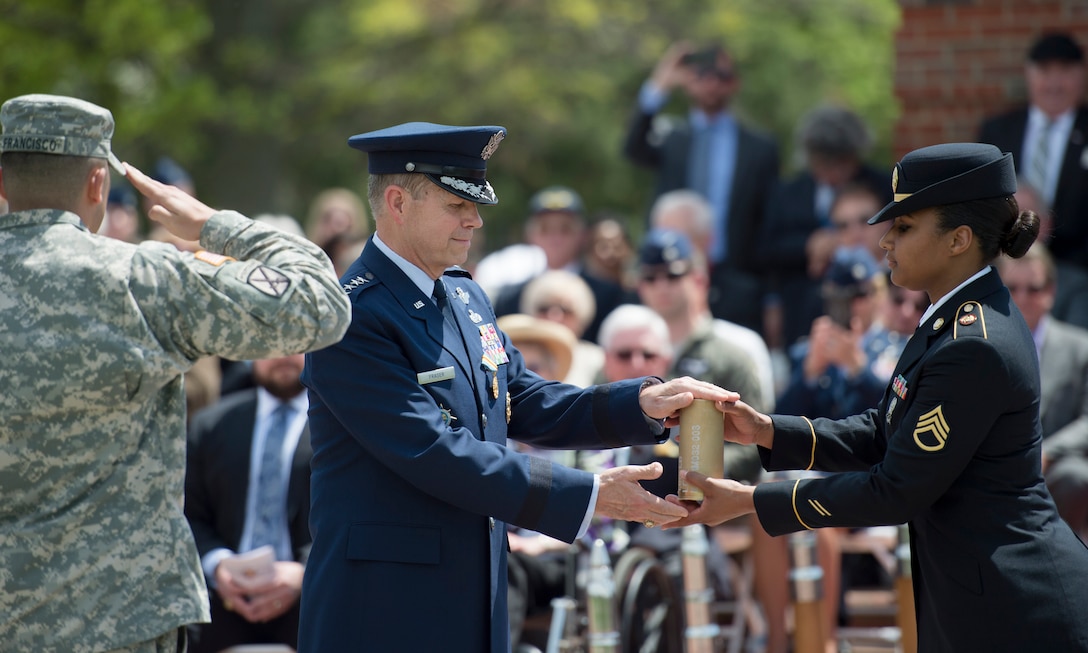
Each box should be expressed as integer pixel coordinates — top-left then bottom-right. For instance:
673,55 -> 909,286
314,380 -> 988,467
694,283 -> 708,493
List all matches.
124,162 -> 216,242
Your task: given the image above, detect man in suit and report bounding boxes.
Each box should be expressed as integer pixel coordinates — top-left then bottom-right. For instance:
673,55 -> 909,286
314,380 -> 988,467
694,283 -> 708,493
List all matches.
298,122 -> 733,653
185,353 -> 312,652
978,31 -> 1088,270
623,42 -> 780,333
998,243 -> 1088,540
758,106 -> 890,349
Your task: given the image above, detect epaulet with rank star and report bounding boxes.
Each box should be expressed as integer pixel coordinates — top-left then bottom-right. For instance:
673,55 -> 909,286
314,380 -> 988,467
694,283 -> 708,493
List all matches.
341,269 -> 379,295
952,301 -> 987,339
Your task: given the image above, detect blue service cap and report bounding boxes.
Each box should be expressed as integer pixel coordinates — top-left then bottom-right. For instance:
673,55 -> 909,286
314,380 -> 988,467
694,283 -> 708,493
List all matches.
152,156 -> 192,187
639,228 -> 694,275
347,122 -> 506,205
824,247 -> 881,290
529,186 -> 584,215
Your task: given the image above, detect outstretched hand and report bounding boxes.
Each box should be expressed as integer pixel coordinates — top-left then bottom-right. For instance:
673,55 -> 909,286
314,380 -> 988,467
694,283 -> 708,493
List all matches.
595,463 -> 688,527
639,376 -> 737,428
662,471 -> 756,529
124,162 -> 216,242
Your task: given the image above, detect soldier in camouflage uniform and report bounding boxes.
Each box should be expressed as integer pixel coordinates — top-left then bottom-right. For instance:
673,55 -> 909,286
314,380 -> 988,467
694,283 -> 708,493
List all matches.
0,94 -> 351,653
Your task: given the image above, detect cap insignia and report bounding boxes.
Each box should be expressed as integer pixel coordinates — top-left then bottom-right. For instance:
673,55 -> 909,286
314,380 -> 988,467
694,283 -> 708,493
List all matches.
891,165 -> 899,193
481,131 -> 504,160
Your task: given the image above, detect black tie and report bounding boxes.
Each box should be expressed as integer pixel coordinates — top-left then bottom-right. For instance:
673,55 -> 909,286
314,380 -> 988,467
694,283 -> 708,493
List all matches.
433,278 -> 456,325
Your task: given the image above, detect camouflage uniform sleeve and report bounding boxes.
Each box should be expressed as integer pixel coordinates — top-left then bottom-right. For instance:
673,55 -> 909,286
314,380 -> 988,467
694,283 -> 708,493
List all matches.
129,210 -> 350,363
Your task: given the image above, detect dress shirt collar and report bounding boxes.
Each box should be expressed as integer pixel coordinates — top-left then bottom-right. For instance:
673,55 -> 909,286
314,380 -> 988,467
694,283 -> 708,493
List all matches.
918,266 -> 993,326
256,387 -> 308,420
371,232 -> 438,297
689,108 -> 735,131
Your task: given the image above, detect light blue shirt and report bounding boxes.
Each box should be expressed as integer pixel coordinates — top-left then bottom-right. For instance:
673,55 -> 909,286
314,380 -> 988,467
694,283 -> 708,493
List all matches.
202,389 -> 308,584
638,81 -> 738,263
1022,106 -> 1075,207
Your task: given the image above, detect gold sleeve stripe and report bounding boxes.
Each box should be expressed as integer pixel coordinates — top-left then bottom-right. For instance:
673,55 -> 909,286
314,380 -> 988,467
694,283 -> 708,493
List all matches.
802,416 -> 816,471
809,499 -> 831,517
792,479 -> 813,530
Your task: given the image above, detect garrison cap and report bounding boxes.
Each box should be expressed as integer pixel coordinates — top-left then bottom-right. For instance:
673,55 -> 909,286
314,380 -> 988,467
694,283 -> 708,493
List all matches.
639,228 -> 694,276
529,186 -> 584,215
1,94 -> 125,175
348,122 -> 505,205
868,143 -> 1016,224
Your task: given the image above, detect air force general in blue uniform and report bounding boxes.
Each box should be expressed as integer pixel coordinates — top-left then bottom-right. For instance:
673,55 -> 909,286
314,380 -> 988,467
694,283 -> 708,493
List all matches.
298,123 -> 712,653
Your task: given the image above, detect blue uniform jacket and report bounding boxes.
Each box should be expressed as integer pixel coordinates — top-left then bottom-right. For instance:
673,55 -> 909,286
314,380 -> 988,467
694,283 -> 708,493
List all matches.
298,239 -> 664,653
753,269 -> 1088,652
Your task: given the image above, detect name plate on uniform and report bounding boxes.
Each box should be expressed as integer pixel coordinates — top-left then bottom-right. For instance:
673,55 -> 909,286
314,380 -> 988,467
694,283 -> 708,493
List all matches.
417,366 -> 455,385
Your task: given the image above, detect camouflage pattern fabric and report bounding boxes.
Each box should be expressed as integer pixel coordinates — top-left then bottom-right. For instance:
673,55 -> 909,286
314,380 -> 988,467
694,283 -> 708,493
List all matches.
0,209 -> 350,652
1,94 -> 124,172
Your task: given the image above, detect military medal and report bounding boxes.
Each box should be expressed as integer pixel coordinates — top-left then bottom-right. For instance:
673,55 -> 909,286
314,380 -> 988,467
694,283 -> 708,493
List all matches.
492,373 -> 499,399
887,396 -> 897,425
892,374 -> 908,400
506,392 -> 511,424
478,323 -> 509,365
438,404 -> 457,426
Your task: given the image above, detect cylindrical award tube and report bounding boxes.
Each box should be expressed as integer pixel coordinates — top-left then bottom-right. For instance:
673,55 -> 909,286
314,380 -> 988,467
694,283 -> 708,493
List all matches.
678,399 -> 725,501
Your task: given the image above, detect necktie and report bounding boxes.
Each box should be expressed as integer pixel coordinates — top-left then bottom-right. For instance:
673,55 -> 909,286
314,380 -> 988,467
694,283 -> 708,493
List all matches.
433,278 -> 456,325
1028,119 -> 1054,201
250,402 -> 292,555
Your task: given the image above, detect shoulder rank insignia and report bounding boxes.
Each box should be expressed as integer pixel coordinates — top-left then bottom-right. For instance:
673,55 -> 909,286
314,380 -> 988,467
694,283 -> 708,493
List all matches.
953,301 -> 987,339
913,405 -> 949,452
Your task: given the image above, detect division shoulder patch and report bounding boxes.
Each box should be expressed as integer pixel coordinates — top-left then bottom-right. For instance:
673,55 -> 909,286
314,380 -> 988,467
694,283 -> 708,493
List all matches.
246,266 -> 290,297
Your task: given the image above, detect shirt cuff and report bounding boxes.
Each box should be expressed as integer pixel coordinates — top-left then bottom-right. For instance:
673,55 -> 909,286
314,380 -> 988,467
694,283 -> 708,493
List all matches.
202,548 -> 235,589
576,475 -> 601,540
638,80 -> 669,114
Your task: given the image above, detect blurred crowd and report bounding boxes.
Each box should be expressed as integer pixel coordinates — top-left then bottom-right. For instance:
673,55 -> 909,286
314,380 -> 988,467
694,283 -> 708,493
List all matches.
35,27 -> 1088,653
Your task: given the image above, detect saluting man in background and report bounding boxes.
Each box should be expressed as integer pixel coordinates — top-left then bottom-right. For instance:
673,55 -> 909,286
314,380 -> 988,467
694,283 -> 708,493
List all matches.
299,122 -> 732,653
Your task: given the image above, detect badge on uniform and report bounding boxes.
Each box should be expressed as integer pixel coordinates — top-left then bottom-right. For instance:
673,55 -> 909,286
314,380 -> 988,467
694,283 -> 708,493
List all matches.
455,287 -> 470,304
438,403 -> 457,427
479,323 -> 509,366
468,309 -> 483,324
886,396 -> 897,425
892,374 -> 908,400
481,356 -> 499,399
247,266 -> 291,297
913,405 -> 949,452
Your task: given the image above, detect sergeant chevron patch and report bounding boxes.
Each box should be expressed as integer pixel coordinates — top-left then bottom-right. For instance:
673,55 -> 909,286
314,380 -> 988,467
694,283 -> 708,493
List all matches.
913,405 -> 950,452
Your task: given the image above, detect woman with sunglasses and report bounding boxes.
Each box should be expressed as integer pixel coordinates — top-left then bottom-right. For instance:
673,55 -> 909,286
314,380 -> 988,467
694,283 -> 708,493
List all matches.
667,143 -> 1088,652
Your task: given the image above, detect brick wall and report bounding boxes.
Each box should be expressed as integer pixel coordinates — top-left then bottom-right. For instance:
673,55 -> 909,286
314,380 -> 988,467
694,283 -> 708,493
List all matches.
894,0 -> 1088,157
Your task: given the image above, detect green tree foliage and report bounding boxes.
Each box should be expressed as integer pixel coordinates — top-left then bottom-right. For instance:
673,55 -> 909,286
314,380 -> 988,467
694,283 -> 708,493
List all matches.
0,0 -> 898,247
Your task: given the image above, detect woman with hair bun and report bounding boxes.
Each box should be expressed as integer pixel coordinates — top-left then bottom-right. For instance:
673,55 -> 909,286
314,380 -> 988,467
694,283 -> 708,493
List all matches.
667,143 -> 1088,652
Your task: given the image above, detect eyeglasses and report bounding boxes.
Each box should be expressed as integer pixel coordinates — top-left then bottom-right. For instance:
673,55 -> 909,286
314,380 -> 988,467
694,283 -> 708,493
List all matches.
613,349 -> 662,362
640,270 -> 688,284
1007,283 -> 1050,296
535,303 -> 575,316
